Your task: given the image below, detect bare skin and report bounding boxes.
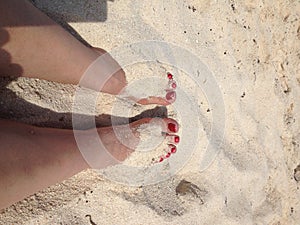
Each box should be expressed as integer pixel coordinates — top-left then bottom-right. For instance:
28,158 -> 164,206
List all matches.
0,118 -> 179,210
0,0 -> 175,105
0,0 -> 179,209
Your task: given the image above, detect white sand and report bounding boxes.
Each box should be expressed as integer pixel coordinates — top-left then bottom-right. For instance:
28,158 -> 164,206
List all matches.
126,122 -> 166,165
0,0 -> 300,224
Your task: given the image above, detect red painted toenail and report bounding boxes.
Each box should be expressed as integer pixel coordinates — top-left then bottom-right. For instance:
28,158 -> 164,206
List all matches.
174,136 -> 180,143
167,73 -> 173,80
166,91 -> 176,102
166,152 -> 171,158
159,157 -> 164,162
170,146 -> 177,153
172,82 -> 177,89
168,123 -> 178,132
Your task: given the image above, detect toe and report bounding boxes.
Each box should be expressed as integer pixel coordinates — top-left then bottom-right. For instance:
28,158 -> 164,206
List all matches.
166,120 -> 179,133
167,80 -> 177,90
159,118 -> 179,133
165,91 -> 176,103
167,135 -> 180,144
156,144 -> 177,163
129,72 -> 178,106
168,144 -> 177,153
131,118 -> 179,134
137,96 -> 171,105
137,91 -> 177,105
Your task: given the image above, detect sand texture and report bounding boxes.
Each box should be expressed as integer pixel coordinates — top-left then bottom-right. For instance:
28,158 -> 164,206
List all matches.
1,0 -> 300,224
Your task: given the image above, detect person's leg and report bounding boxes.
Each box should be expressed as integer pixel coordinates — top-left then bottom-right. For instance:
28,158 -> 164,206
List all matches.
0,119 -> 87,210
0,0 -> 180,209
0,0 -> 123,94
0,118 -> 179,210
0,0 -> 175,105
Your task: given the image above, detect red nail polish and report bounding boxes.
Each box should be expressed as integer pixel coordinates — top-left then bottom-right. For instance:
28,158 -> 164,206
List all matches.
168,123 -> 178,132
170,146 -> 177,153
174,136 -> 180,143
159,157 -> 164,162
166,91 -> 176,102
165,152 -> 171,158
171,82 -> 177,89
167,73 -> 173,80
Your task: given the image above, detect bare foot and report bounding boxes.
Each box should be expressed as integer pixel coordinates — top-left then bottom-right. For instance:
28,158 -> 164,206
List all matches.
92,117 -> 180,166
136,72 -> 177,105
0,116 -> 180,209
0,0 -> 176,105
92,48 -> 177,106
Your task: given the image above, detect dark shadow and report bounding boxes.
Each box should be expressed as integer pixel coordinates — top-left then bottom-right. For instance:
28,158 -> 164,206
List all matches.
0,0 -> 110,47
31,0 -> 110,23
0,0 -> 168,129
30,0 -> 112,46
0,76 -> 168,129
0,29 -> 23,77
1,0 -> 110,27
0,22 -> 167,129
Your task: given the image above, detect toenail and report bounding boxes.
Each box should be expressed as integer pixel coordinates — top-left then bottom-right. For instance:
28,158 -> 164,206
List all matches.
174,136 -> 180,143
171,82 -> 177,89
167,72 -> 173,80
165,152 -> 171,158
168,123 -> 178,132
169,145 -> 177,153
159,157 -> 164,162
166,91 -> 176,102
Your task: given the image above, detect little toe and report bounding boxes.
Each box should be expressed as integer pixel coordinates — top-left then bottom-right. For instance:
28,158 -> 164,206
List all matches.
164,144 -> 177,158
157,144 -> 177,163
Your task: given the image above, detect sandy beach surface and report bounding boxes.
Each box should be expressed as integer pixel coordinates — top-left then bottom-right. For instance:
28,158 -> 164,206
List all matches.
1,0 -> 300,224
